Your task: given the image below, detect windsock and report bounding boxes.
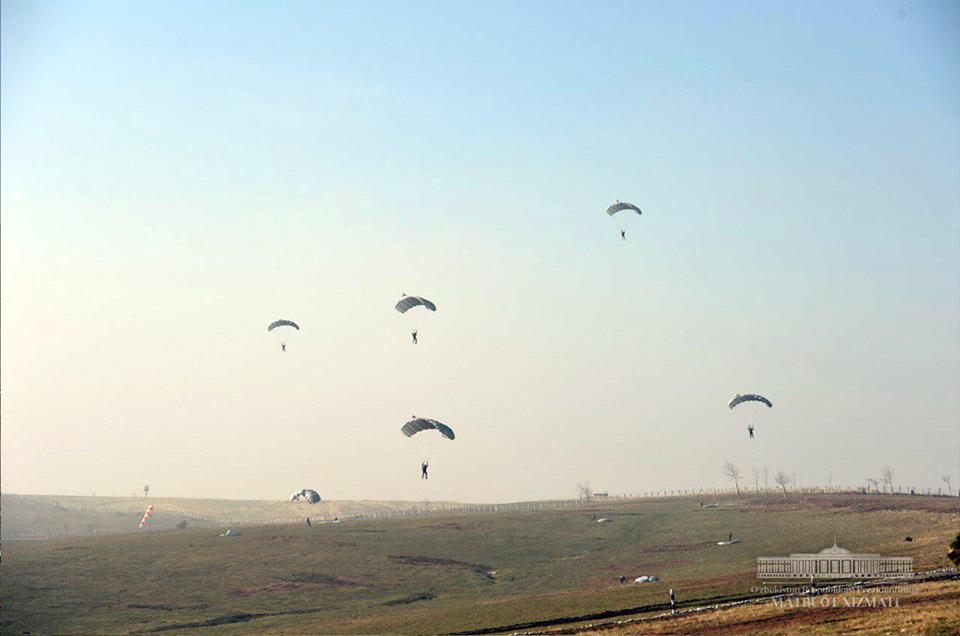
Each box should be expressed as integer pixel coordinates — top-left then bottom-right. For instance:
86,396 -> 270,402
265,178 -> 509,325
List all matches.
139,504 -> 155,529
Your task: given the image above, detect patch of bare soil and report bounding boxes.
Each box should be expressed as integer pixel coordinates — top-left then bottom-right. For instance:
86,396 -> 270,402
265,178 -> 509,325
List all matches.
232,573 -> 363,596
635,542 -> 716,555
126,603 -> 209,611
746,494 -> 960,515
422,522 -> 481,531
282,572 -> 363,586
383,592 -> 437,606
390,554 -> 497,579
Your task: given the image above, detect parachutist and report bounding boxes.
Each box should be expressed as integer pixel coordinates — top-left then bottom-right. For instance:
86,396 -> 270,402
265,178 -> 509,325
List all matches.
396,296 -> 435,343
621,230 -> 626,241
748,424 -> 754,439
421,462 -> 429,479
268,319 -> 299,352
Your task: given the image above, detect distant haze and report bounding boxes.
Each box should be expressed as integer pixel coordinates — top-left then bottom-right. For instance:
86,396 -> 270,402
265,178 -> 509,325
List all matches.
2,1 -> 958,502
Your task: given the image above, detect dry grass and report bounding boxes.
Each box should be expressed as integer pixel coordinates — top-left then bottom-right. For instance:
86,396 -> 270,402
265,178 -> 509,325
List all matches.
2,493 -> 957,635
576,580 -> 960,635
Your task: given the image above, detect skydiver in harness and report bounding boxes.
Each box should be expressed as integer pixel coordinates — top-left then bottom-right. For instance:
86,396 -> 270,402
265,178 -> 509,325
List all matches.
621,229 -> 626,241
282,343 -> 287,352
748,424 -> 754,439
411,330 -> 418,345
421,461 -> 429,479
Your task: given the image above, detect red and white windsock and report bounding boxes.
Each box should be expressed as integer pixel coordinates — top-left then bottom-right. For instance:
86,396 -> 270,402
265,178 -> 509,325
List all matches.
139,505 -> 155,529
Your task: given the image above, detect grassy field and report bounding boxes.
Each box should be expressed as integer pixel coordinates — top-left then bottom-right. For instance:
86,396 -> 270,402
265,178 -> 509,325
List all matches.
1,493 -> 957,635
566,579 -> 960,635
1,494 -> 460,539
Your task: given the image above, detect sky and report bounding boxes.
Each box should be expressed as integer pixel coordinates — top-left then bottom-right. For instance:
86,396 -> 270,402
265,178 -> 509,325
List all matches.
2,0 -> 958,502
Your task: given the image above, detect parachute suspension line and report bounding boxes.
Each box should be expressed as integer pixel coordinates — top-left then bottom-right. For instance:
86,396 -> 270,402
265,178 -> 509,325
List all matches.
411,435 -> 429,463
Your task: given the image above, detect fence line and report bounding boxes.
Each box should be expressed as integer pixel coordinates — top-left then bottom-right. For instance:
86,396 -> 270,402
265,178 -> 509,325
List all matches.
349,485 -> 955,522
22,485 -> 955,527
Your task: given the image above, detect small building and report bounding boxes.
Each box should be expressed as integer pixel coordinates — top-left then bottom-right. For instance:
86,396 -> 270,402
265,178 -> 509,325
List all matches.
757,543 -> 913,580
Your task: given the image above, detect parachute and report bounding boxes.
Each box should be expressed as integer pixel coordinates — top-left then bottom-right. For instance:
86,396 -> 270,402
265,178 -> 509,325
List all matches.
291,489 -> 321,504
267,319 -> 299,351
395,295 -> 437,344
402,417 -> 454,470
267,319 -> 300,332
605,201 -> 642,240
395,295 -> 437,314
401,417 -> 455,440
605,201 -> 642,216
728,394 -> 773,409
729,394 -> 772,439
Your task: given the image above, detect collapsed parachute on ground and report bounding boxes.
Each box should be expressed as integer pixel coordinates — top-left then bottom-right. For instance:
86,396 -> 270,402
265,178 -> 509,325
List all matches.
291,489 -> 321,504
401,417 -> 455,440
949,533 -> 960,566
395,295 -> 437,314
728,393 -> 773,409
605,201 -> 642,216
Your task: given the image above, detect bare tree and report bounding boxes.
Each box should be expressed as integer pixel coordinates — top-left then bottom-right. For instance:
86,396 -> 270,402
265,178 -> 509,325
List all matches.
762,466 -> 769,492
943,474 -> 954,497
751,466 -> 761,493
576,482 -> 593,501
774,470 -> 791,497
722,461 -> 743,496
880,466 -> 894,494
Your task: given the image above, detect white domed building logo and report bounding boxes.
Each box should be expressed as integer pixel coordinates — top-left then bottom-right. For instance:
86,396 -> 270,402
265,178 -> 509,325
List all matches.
757,542 -> 913,580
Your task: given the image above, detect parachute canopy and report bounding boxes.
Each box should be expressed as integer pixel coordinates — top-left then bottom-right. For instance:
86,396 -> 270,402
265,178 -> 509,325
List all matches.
605,201 -> 642,216
401,417 -> 455,440
728,394 -> 773,409
395,296 -> 437,314
291,488 -> 320,504
267,319 -> 300,332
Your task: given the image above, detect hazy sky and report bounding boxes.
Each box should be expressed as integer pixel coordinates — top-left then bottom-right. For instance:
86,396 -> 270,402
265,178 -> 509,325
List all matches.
2,0 -> 958,502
